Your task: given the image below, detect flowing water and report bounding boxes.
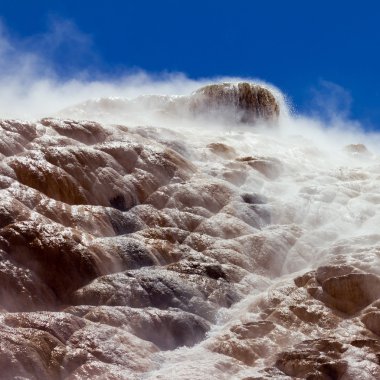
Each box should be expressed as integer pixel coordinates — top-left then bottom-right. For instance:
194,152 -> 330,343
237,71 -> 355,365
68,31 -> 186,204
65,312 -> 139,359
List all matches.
0,83 -> 379,379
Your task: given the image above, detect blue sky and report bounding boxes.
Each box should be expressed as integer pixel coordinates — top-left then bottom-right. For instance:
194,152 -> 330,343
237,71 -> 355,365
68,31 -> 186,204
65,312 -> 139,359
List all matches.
0,1 -> 379,127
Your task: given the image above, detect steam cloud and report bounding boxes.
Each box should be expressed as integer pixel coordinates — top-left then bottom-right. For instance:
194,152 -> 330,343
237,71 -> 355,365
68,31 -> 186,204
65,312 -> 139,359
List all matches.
0,17 -> 370,142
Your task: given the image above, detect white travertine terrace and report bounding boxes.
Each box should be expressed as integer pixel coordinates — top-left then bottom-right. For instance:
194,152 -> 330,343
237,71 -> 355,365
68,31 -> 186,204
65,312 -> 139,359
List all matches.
0,83 -> 379,379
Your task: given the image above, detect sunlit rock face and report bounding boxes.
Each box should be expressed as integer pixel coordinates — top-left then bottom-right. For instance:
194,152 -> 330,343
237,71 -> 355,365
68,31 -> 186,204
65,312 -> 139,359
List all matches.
190,82 -> 280,124
0,83 -> 379,379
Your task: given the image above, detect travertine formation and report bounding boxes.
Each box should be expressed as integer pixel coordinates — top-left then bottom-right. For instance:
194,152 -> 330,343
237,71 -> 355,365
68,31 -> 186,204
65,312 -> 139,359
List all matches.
0,84 -> 379,379
60,82 -> 281,127
190,82 -> 280,123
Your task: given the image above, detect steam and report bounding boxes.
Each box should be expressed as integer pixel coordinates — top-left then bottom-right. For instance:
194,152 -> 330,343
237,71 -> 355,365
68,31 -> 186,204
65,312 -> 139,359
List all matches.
0,17 -> 376,151
0,18 -> 272,121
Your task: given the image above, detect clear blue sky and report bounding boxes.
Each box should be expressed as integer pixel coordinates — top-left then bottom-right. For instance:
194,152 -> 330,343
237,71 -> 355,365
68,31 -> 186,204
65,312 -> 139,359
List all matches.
0,1 -> 379,127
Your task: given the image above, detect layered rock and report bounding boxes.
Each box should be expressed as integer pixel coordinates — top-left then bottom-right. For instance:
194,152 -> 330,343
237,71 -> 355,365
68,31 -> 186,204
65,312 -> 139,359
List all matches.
0,114 -> 281,378
189,82 -> 280,124
0,83 -> 379,379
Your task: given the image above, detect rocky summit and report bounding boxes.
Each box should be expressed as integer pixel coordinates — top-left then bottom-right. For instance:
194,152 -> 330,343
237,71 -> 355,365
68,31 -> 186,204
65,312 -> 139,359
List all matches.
0,83 -> 379,379
190,82 -> 280,124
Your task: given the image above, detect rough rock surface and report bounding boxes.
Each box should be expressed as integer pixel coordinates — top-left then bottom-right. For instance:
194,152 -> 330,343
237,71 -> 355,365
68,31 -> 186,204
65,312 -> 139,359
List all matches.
0,84 -> 379,379
190,82 -> 280,124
